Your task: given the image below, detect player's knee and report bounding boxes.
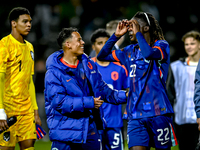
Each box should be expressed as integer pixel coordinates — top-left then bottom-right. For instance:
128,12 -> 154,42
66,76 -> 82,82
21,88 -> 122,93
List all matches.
24,147 -> 34,150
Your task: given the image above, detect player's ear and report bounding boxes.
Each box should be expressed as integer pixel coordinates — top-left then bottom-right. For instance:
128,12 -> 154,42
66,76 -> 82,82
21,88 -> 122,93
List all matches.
144,26 -> 149,32
11,21 -> 17,28
92,44 -> 95,51
64,41 -> 71,49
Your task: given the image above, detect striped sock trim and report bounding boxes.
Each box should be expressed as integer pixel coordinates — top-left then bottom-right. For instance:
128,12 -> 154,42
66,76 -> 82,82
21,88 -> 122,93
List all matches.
169,123 -> 178,146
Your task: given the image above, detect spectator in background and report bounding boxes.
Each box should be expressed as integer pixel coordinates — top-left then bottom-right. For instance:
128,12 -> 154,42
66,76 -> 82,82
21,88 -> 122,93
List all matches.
167,31 -> 200,150
44,27 -> 128,150
90,20 -> 125,57
106,20 -> 125,50
90,28 -> 129,150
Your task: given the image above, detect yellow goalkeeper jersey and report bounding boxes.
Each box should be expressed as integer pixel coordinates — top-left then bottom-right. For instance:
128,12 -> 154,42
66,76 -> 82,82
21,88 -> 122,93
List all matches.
0,34 -> 34,116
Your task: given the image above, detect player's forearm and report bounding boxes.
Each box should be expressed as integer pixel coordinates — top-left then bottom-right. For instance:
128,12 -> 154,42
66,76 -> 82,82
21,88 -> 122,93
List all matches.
97,33 -> 119,61
0,73 -> 6,120
0,73 -> 5,109
29,76 -> 38,110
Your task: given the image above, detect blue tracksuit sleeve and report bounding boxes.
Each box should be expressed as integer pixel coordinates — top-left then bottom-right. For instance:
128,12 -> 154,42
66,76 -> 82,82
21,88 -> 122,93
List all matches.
121,66 -> 129,89
82,58 -> 127,104
97,33 -> 120,61
45,70 -> 94,115
101,87 -> 127,104
136,32 -> 168,61
93,68 -> 127,104
194,60 -> 200,118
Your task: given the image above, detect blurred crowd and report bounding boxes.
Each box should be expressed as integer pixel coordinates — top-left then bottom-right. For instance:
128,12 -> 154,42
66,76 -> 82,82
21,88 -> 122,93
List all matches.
1,0 -> 200,141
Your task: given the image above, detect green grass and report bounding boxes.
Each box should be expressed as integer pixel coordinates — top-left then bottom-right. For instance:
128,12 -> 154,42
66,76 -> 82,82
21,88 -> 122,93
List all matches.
150,145 -> 179,150
124,143 -> 179,150
14,140 -> 179,150
124,144 -> 179,150
15,140 -> 52,150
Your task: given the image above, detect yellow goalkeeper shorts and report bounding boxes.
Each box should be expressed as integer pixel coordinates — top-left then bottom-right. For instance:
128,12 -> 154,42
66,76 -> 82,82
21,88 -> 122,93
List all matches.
0,113 -> 36,147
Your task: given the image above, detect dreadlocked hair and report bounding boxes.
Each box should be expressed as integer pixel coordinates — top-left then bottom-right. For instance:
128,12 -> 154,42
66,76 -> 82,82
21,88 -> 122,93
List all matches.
133,11 -> 165,46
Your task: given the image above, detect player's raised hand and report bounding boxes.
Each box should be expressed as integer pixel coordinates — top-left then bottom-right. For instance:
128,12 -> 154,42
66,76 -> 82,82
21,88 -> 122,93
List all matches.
94,96 -> 104,109
115,19 -> 129,37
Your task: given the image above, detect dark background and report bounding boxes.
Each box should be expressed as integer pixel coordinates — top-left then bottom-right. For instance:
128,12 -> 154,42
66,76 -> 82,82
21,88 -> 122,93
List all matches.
1,0 -> 199,63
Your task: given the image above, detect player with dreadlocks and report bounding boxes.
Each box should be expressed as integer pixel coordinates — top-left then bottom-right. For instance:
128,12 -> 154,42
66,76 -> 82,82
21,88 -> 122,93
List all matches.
97,11 -> 177,150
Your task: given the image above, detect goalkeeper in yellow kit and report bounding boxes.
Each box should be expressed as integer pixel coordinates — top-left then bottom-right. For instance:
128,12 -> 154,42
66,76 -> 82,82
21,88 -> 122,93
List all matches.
0,7 -> 41,150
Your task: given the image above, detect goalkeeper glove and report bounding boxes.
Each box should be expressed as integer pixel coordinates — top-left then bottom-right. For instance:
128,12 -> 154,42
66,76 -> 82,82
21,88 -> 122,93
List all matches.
36,124 -> 46,139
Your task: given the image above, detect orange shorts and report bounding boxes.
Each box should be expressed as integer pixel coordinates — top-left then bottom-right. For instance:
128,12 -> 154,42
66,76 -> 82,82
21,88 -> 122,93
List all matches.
0,113 -> 36,147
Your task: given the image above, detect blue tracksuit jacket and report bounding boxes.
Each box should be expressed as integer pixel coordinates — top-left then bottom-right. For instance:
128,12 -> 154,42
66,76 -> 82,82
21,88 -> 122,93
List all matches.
44,50 -> 127,143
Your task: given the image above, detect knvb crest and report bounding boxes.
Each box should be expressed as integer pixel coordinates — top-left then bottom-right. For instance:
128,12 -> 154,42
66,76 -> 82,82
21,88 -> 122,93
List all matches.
3,132 -> 10,142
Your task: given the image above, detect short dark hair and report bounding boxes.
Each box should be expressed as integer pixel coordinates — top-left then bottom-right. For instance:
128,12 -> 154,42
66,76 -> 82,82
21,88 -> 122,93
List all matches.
90,28 -> 110,44
182,31 -> 200,42
8,7 -> 30,25
57,27 -> 78,48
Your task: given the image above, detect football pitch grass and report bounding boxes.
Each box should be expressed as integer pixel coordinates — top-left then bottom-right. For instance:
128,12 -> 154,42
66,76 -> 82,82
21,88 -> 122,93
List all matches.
14,140 -> 180,150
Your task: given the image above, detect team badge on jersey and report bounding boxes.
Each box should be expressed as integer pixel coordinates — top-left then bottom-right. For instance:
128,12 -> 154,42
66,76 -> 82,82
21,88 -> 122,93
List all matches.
3,132 -> 10,142
111,71 -> 119,81
87,62 -> 93,70
30,51 -> 34,61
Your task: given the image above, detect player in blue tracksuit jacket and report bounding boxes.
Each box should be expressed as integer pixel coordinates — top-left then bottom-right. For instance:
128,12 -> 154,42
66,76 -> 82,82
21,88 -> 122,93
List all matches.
44,28 -> 128,150
97,12 -> 177,150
